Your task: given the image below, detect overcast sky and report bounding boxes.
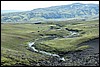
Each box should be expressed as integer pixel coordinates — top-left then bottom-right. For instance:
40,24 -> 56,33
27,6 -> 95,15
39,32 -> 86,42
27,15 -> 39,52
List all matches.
1,1 -> 99,11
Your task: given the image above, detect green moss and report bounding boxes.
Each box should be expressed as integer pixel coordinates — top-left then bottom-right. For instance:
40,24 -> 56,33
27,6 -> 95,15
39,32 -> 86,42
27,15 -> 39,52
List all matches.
76,45 -> 90,51
1,56 -> 16,66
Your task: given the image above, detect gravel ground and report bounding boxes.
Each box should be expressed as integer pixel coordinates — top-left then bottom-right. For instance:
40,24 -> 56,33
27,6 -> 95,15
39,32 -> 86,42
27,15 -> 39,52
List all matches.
36,50 -> 99,66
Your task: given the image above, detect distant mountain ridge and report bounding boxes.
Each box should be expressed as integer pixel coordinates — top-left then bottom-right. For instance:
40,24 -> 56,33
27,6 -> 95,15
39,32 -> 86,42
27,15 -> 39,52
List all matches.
1,10 -> 25,13
1,3 -> 99,22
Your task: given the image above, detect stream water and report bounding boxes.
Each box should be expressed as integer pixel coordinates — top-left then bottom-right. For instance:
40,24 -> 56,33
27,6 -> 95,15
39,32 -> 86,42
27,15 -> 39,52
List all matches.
28,30 -> 79,61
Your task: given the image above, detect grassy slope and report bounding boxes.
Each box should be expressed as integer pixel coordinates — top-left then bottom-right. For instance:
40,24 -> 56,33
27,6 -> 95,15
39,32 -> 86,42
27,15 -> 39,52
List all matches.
1,23 -> 50,66
35,20 -> 99,53
1,20 -> 99,66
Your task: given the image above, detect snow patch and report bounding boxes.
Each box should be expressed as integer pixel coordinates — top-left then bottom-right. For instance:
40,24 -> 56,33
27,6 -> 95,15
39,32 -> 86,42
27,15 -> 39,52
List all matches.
85,5 -> 88,6
71,5 -> 73,7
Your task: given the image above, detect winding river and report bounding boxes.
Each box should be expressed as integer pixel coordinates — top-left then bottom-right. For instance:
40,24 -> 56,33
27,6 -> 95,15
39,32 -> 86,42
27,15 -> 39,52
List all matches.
28,30 -> 79,61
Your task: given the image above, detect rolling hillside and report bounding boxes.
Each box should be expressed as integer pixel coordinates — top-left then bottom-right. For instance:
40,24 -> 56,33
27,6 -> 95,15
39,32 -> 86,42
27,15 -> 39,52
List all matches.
1,3 -> 99,22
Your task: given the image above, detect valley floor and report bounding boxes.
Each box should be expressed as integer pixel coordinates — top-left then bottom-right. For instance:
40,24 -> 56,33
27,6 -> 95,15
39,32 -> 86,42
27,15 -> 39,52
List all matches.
1,20 -> 99,66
